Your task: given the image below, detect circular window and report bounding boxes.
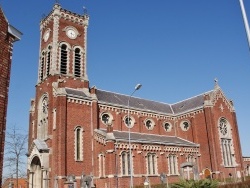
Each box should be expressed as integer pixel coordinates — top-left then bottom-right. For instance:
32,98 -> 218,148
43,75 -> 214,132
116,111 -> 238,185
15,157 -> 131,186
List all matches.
124,116 -> 135,128
145,119 -> 155,130
180,121 -> 190,131
163,122 -> 172,132
219,118 -> 228,135
101,113 -> 113,125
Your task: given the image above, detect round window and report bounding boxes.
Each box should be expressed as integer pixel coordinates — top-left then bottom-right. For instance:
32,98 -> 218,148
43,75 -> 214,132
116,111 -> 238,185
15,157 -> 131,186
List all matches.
145,119 -> 154,130
124,116 -> 135,128
163,122 -> 172,132
101,113 -> 112,125
219,118 -> 228,135
180,121 -> 190,131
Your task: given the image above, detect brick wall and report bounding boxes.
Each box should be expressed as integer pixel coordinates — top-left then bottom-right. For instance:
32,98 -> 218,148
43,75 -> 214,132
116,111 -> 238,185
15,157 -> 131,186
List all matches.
0,7 -> 16,186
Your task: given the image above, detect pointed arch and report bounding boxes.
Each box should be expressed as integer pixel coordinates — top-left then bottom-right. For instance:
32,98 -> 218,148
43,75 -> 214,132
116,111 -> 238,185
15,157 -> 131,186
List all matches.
74,126 -> 83,161
39,50 -> 46,81
73,46 -> 84,78
37,94 -> 49,139
46,45 -> 52,76
59,42 -> 71,75
120,151 -> 131,176
167,153 -> 178,175
218,117 -> 235,167
146,152 -> 157,175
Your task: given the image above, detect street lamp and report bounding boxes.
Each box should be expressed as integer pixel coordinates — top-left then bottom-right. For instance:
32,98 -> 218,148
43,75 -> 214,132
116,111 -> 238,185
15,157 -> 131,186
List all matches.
128,84 -> 142,188
239,0 -> 250,50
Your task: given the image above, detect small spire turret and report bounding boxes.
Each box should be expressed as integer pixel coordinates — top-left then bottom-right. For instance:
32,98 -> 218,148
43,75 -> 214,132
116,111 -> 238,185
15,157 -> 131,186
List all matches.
214,78 -> 220,90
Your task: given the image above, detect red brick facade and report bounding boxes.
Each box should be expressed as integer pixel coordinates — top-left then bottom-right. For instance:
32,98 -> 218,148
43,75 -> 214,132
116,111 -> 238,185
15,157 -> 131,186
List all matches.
2,178 -> 27,188
0,7 -> 21,186
243,157 -> 250,176
27,4 -> 245,188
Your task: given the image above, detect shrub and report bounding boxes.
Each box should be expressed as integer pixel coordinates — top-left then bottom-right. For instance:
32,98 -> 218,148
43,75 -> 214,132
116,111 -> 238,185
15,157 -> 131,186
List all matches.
171,179 -> 218,188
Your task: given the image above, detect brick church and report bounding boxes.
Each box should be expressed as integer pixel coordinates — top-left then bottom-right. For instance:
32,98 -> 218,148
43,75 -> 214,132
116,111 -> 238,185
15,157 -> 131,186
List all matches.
0,6 -> 21,186
27,4 -> 245,188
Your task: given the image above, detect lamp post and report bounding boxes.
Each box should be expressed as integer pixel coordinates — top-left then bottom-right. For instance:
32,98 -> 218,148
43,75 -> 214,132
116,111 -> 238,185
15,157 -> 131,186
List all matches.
128,84 -> 142,188
239,0 -> 250,50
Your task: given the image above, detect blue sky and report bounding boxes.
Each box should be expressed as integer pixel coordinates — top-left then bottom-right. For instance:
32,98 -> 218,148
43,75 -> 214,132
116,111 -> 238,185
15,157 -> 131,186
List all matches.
1,0 -> 250,156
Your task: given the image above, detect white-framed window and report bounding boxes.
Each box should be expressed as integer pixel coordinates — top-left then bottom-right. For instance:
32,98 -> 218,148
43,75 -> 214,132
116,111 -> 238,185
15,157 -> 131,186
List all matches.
221,138 -> 233,167
168,154 -> 178,175
145,119 -> 155,130
39,45 -> 52,82
39,51 -> 45,81
60,43 -> 69,74
163,122 -> 172,132
180,120 -> 190,131
100,112 -> 113,126
124,115 -> 135,128
74,47 -> 81,77
98,153 -> 105,177
187,154 -> 195,163
46,45 -> 52,76
74,126 -> 83,161
218,117 -> 235,167
121,151 -> 131,176
147,153 -> 157,175
37,94 -> 49,139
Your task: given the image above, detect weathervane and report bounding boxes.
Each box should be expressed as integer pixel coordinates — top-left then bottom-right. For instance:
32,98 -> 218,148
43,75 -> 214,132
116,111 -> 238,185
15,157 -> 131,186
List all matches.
55,0 -> 60,4
214,78 -> 219,89
83,6 -> 88,15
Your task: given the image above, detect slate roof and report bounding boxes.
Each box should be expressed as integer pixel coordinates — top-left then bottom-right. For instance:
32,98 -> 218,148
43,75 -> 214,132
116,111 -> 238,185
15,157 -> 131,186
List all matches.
34,139 -> 49,152
96,89 -> 211,115
96,89 -> 173,114
65,88 -> 212,115
171,93 -> 208,114
95,129 -> 199,147
66,88 -> 88,98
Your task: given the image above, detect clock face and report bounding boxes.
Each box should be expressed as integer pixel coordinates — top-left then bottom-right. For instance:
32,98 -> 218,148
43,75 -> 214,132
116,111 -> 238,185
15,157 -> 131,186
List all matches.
43,30 -> 50,42
66,29 -> 77,39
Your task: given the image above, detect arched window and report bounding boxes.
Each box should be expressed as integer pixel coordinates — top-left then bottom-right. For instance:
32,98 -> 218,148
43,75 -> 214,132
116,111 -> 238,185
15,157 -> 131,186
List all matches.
74,48 -> 81,77
46,46 -> 52,76
168,154 -> 178,175
74,126 -> 83,161
37,95 -> 48,139
40,52 -> 45,81
219,118 -> 234,167
121,151 -> 131,176
147,153 -> 157,175
60,44 -> 68,74
187,154 -> 195,163
98,154 -> 105,177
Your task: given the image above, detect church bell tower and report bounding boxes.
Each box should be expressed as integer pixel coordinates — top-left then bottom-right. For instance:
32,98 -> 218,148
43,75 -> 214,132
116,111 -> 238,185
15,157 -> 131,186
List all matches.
38,3 -> 89,87
27,4 -> 91,188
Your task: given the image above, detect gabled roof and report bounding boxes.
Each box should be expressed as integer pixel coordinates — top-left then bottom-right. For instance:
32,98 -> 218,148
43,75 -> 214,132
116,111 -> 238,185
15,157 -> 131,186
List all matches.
95,129 -> 199,147
0,6 -> 22,41
64,86 -> 221,115
8,24 -> 22,41
33,139 -> 49,152
96,89 -> 209,115
96,89 -> 173,114
171,91 -> 212,114
66,88 -> 88,98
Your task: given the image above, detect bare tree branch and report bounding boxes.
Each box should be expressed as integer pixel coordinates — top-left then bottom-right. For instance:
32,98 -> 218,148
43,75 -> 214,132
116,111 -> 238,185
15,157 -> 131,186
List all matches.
3,125 -> 28,187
